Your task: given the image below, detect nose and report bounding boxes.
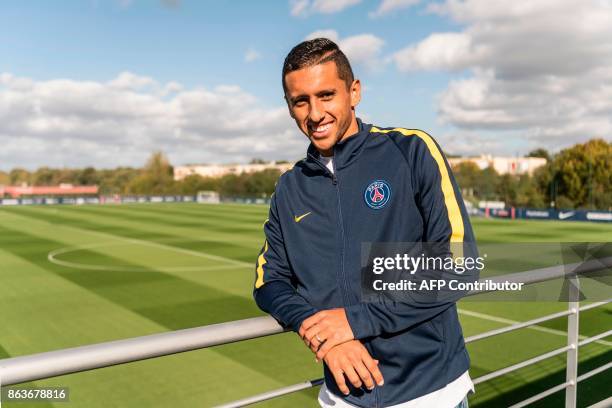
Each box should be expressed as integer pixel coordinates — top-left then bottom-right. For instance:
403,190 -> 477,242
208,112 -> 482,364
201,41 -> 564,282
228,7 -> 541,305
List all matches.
308,100 -> 324,124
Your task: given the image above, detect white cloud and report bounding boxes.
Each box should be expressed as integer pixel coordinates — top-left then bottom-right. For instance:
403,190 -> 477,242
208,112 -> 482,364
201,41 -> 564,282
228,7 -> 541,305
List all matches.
290,0 -> 310,16
312,0 -> 361,14
392,32 -> 486,71
338,34 -> 385,69
0,72 -> 305,169
108,72 -> 156,90
369,0 -> 420,18
291,0 -> 361,17
305,29 -> 340,42
392,0 -> 612,149
244,48 -> 262,63
305,30 -> 385,69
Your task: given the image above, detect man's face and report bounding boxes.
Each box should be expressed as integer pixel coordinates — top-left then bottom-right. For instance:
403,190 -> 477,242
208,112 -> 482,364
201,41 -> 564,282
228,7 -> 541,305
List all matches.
284,61 -> 361,156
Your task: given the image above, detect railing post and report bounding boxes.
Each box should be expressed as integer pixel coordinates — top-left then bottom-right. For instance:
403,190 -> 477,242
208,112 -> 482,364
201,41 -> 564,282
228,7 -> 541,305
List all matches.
565,275 -> 579,408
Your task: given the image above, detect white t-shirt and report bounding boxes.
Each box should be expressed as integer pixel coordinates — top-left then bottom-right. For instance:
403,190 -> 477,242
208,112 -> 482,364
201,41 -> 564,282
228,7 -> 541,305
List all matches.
320,155 -> 334,174
316,154 -> 474,407
319,370 -> 473,408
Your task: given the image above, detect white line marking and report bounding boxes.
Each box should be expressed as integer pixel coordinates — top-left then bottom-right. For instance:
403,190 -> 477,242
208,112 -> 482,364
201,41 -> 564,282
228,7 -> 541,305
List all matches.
47,243 -> 248,273
5,208 -> 254,268
459,308 -> 612,347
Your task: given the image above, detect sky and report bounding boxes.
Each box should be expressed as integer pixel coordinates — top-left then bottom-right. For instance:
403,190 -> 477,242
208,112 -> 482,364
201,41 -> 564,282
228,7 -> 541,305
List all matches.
1,0 -> 611,170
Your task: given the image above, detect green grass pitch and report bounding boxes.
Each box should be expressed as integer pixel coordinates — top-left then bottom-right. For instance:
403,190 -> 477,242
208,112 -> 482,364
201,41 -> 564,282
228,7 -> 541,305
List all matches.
0,203 -> 610,407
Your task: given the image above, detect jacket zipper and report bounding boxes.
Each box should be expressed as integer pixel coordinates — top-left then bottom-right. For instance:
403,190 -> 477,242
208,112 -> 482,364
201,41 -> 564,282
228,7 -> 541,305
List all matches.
331,158 -> 352,308
306,153 -> 351,307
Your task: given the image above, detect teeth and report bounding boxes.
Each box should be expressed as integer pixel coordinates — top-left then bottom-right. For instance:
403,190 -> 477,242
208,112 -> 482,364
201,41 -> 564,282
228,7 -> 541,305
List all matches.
314,124 -> 331,132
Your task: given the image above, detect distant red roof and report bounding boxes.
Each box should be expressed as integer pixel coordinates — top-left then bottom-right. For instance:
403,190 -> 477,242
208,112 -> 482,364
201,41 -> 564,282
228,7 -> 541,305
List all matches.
0,184 -> 99,198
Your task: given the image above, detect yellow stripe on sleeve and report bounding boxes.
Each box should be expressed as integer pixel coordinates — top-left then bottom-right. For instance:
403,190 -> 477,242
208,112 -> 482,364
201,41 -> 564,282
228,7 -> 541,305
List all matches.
255,240 -> 268,289
370,127 -> 465,243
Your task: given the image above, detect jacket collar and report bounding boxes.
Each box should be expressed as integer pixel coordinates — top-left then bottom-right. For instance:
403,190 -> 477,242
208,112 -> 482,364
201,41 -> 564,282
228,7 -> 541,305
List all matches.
306,118 -> 372,171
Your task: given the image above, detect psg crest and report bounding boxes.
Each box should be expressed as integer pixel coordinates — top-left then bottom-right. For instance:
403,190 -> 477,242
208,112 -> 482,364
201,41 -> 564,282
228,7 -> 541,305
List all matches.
364,180 -> 391,210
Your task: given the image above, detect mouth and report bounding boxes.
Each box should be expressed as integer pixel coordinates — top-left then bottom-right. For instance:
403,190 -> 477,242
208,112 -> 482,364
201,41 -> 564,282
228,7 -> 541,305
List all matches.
308,121 -> 334,139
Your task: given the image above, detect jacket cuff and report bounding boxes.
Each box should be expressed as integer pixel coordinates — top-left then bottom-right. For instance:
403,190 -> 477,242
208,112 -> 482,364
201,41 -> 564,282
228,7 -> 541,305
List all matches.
345,303 -> 378,339
254,281 -> 318,333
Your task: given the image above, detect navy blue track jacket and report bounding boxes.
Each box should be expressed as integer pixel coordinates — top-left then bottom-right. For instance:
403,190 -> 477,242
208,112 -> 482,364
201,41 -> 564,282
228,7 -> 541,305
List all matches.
253,119 -> 477,407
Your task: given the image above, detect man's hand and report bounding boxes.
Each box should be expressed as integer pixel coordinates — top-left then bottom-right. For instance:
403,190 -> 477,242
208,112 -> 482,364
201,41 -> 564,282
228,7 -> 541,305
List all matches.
299,308 -> 354,361
323,340 -> 384,395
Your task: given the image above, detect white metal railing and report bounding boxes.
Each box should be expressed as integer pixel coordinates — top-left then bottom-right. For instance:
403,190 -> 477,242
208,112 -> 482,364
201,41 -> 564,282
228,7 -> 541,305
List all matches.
1,257 -> 611,408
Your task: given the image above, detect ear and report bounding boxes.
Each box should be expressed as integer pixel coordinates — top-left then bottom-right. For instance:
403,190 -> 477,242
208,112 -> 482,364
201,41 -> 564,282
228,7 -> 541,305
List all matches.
350,79 -> 361,108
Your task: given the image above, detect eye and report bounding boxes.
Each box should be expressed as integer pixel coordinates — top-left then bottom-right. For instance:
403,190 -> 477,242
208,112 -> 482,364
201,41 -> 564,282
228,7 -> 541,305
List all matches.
293,98 -> 307,107
321,92 -> 334,100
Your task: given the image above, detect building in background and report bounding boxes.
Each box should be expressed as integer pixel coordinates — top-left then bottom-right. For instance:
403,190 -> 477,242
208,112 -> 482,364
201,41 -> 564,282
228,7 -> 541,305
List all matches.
173,161 -> 294,181
447,155 -> 547,175
0,183 -> 99,198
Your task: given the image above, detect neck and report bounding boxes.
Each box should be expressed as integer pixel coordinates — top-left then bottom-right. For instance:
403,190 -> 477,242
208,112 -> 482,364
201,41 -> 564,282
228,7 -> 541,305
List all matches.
339,115 -> 359,143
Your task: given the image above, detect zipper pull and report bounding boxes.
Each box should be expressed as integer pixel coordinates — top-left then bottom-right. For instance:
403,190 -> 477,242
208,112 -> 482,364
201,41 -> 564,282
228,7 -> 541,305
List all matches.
332,174 -> 337,185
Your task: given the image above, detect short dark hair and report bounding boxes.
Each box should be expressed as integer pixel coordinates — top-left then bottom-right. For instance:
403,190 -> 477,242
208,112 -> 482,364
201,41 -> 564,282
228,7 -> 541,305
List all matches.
282,38 -> 354,94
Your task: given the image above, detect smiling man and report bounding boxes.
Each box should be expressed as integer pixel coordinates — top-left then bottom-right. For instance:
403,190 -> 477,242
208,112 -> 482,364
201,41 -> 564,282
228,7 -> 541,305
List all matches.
253,38 -> 476,408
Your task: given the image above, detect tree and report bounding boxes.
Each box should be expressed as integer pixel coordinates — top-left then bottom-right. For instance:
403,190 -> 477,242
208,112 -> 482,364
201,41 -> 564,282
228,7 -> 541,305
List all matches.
452,162 -> 480,198
0,171 -> 8,185
9,168 -> 31,185
176,174 -> 218,195
249,158 -> 267,164
526,148 -> 551,161
126,151 -> 176,195
78,167 -> 99,185
548,139 -> 611,209
32,167 -> 58,185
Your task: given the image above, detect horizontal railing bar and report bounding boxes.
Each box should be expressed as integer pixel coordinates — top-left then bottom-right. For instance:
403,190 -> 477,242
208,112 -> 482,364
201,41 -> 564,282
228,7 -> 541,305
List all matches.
464,299 -> 611,344
579,299 -> 612,312
577,362 -> 612,383
473,346 -> 570,385
577,330 -> 612,347
0,316 -> 285,386
464,309 -> 573,343
507,381 -> 569,408
588,396 -> 612,408
214,379 -> 324,408
466,257 -> 612,297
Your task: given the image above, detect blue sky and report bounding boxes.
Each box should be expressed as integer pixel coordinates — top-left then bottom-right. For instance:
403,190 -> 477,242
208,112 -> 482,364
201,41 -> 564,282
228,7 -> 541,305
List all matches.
1,0 -> 610,169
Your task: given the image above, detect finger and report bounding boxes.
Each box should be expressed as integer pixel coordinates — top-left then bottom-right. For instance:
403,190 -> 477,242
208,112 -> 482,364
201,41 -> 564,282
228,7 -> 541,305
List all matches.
341,363 -> 362,389
303,325 -> 320,345
316,337 -> 340,361
353,360 -> 375,390
309,337 -> 321,354
301,312 -> 324,331
363,356 -> 384,386
331,368 -> 349,395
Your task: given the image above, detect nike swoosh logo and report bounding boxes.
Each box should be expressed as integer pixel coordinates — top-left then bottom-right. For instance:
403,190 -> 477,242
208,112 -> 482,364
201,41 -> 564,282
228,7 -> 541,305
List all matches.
294,212 -> 312,223
559,211 -> 575,220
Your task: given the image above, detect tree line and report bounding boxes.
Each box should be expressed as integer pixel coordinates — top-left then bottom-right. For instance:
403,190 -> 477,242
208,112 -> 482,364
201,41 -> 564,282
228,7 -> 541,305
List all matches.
0,139 -> 609,210
452,138 -> 611,210
0,152 -> 280,199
